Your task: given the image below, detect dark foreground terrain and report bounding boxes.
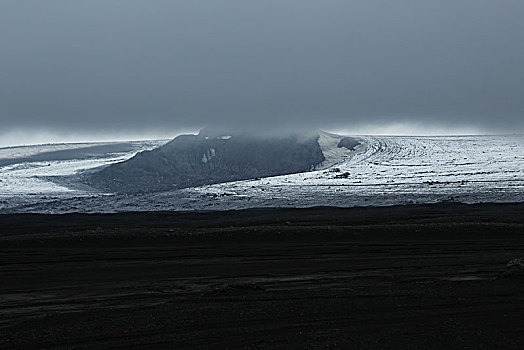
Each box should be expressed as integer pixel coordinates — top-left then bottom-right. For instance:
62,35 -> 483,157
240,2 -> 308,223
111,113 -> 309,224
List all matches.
1,203 -> 524,349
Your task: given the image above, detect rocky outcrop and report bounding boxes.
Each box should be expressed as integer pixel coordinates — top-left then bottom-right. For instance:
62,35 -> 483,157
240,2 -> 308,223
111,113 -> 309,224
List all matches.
337,136 -> 360,151
497,257 -> 524,279
86,129 -> 325,193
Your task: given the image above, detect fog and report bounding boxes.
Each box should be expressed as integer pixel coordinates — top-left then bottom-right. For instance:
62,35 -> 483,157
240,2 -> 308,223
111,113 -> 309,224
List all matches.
1,1 -> 523,145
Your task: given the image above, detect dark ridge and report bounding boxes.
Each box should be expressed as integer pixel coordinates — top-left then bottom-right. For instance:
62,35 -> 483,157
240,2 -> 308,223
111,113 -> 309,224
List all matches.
85,130 -> 325,193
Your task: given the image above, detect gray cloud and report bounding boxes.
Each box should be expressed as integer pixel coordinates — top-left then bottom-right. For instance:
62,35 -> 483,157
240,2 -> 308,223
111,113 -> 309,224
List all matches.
1,0 -> 523,140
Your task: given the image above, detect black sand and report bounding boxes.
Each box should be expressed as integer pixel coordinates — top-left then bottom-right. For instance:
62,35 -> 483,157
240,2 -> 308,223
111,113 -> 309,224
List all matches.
1,203 -> 524,349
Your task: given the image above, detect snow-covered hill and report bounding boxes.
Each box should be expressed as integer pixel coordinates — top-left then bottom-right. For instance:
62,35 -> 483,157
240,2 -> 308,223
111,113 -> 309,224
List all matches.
1,134 -> 523,213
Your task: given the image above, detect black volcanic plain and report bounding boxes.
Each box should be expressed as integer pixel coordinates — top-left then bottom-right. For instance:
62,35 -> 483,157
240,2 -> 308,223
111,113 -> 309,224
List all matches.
1,203 -> 524,348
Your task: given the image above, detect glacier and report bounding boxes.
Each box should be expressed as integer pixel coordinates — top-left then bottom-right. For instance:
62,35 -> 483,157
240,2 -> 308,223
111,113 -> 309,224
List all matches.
0,134 -> 522,213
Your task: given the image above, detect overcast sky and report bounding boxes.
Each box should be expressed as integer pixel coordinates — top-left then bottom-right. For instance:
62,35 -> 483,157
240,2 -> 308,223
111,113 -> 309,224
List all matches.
1,0 -> 523,145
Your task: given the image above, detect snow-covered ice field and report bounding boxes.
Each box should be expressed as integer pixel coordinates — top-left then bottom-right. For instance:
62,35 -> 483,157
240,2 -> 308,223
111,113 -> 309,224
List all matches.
1,135 -> 523,213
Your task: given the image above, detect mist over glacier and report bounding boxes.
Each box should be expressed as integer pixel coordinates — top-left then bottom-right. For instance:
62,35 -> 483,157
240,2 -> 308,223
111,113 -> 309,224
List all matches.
1,0 -> 524,146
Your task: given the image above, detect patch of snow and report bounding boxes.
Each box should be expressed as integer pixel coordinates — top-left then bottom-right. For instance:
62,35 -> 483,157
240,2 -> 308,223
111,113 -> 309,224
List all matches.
202,148 -> 216,163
